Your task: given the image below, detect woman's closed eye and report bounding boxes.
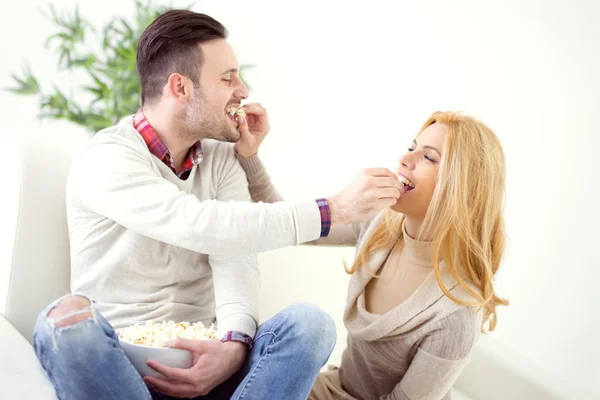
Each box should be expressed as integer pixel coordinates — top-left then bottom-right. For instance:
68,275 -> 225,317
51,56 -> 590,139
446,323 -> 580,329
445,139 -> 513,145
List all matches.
409,147 -> 436,163
424,154 -> 436,163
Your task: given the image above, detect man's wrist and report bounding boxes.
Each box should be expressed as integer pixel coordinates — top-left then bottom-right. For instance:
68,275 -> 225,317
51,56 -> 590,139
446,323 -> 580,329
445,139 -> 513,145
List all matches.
222,340 -> 249,365
222,340 -> 249,352
233,144 -> 257,159
326,195 -> 343,225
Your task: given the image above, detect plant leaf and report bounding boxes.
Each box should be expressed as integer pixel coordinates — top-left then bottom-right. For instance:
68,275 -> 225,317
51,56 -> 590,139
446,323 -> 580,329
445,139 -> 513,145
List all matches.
68,54 -> 97,68
4,64 -> 41,95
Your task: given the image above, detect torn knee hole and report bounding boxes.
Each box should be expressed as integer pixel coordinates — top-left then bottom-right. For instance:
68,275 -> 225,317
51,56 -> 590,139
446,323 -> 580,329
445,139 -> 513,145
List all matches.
47,295 -> 93,328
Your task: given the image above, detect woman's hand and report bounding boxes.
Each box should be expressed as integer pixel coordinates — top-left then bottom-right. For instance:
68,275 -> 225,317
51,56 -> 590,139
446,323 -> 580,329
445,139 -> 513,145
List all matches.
144,339 -> 248,398
234,103 -> 270,158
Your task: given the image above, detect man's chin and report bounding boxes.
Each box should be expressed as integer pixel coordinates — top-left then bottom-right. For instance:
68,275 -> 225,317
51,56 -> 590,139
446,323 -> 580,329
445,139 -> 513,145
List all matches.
220,128 -> 241,143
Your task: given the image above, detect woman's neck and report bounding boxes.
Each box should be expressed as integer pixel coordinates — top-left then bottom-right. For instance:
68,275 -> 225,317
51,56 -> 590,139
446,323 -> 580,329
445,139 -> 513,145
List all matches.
404,215 -> 433,241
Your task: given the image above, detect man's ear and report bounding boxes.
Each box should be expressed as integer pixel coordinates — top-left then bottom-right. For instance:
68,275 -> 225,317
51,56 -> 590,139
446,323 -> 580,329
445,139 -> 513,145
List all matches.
166,73 -> 192,103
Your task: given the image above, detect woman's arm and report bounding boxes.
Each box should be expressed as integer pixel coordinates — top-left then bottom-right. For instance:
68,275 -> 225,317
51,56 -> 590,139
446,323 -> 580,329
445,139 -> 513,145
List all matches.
380,308 -> 480,400
380,348 -> 469,400
237,154 -> 360,246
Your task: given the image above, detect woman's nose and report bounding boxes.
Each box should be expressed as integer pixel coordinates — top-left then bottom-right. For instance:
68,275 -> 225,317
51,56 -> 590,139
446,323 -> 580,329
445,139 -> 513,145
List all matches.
399,153 -> 416,170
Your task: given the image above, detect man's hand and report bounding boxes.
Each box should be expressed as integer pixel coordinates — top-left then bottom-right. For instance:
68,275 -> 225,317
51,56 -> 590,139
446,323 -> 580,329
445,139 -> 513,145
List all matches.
234,103 -> 270,158
144,339 -> 248,398
327,168 -> 405,225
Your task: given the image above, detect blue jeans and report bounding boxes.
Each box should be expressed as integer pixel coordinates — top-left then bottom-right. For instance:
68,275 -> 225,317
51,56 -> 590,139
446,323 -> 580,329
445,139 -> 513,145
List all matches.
33,296 -> 336,400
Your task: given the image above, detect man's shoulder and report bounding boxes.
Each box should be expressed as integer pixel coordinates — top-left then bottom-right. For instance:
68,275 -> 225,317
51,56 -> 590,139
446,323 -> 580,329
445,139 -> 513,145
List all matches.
77,116 -> 150,160
68,116 -> 154,185
90,115 -> 146,147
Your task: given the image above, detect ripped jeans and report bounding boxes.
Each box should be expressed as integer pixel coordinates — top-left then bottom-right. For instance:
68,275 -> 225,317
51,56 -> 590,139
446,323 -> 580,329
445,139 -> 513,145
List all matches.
33,295 -> 337,400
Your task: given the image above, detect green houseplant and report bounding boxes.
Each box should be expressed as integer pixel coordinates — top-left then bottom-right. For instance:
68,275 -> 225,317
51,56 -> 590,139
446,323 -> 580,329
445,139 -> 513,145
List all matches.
7,0 -> 252,133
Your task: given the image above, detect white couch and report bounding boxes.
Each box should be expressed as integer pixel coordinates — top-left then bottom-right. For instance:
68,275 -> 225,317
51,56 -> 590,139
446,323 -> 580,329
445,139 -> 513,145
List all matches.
0,126 -> 583,400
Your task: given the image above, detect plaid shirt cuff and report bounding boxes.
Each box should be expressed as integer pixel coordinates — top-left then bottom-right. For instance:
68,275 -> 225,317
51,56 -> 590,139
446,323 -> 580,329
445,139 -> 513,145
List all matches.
221,330 -> 254,349
316,198 -> 331,237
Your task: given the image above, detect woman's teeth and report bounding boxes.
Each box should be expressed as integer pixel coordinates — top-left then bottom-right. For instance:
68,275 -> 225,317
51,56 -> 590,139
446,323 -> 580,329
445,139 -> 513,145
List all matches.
398,175 -> 415,190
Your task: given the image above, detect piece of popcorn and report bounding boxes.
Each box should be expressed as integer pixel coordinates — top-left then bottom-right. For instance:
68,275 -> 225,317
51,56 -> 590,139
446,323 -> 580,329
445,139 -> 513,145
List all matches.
227,106 -> 246,121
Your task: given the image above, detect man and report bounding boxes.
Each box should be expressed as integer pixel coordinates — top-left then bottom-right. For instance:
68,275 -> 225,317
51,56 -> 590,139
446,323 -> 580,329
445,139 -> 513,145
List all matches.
32,10 -> 404,400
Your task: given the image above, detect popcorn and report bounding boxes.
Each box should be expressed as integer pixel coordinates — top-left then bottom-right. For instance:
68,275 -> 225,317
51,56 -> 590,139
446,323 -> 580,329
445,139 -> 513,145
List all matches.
117,320 -> 220,348
235,107 -> 246,118
227,106 -> 246,121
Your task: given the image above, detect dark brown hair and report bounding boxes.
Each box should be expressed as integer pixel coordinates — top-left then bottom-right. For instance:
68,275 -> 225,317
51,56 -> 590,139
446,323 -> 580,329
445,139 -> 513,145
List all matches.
136,10 -> 228,105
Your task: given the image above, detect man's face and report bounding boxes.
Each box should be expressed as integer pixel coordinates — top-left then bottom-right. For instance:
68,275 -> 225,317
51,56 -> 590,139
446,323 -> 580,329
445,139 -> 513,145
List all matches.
183,39 -> 249,142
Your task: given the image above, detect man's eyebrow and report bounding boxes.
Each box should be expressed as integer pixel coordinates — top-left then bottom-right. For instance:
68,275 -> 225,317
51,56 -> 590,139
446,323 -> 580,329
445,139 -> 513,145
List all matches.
220,68 -> 238,75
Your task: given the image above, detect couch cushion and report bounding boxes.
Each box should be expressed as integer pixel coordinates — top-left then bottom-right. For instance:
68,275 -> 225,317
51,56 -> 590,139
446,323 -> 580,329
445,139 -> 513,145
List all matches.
0,314 -> 57,399
0,126 -> 90,342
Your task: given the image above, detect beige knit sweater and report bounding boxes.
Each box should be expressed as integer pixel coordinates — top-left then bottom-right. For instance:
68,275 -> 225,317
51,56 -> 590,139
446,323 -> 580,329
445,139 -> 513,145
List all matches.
238,155 -> 482,400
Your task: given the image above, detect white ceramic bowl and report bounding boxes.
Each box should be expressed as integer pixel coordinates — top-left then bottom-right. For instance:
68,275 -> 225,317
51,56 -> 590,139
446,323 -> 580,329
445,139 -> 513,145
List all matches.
118,338 -> 193,378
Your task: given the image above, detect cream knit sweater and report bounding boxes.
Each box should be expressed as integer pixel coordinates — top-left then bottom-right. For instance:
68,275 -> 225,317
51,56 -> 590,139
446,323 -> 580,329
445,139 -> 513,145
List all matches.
67,116 -> 323,336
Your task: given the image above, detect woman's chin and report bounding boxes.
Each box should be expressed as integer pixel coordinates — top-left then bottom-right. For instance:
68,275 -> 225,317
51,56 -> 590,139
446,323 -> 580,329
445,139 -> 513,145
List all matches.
390,201 -> 405,213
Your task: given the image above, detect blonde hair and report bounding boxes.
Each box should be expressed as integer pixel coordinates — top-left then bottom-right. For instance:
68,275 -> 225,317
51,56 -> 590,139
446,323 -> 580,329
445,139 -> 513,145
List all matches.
347,111 -> 508,331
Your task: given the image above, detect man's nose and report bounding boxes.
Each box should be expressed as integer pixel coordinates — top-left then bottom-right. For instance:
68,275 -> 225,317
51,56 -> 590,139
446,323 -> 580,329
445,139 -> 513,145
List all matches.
235,79 -> 249,100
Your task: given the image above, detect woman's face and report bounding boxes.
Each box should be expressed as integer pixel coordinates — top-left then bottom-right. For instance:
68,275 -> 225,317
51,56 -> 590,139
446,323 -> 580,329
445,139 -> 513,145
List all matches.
391,123 -> 447,218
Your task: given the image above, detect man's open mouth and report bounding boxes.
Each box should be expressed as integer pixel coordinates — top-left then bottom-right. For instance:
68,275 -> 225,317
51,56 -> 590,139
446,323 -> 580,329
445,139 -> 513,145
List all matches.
226,106 -> 245,124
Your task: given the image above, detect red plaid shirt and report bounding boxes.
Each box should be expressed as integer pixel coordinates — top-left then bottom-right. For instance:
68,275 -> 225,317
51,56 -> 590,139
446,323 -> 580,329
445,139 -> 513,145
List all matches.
133,108 -> 203,180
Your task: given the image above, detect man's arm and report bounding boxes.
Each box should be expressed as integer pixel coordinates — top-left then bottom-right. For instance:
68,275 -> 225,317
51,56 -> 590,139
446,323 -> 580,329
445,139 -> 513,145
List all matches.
71,140 -> 322,256
73,138 -> 402,256
209,144 -> 261,339
237,154 -> 362,246
234,103 -> 403,247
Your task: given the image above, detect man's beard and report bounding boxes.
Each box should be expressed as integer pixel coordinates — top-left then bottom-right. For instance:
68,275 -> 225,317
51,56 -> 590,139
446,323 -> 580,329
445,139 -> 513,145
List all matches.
181,90 -> 240,143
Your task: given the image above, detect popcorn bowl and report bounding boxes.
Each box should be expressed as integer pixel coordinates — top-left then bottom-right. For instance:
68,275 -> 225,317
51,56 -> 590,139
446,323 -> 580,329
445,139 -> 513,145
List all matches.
116,321 -> 219,378
118,339 -> 193,378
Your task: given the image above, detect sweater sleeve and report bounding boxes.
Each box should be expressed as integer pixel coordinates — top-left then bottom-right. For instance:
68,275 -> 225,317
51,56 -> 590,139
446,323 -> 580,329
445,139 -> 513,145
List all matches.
380,350 -> 469,400
380,308 -> 479,400
208,146 -> 260,337
237,154 -> 361,246
71,140 -> 322,256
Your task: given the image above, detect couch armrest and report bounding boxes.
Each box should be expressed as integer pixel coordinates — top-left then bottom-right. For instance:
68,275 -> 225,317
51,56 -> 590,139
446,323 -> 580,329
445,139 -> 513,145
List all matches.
0,314 -> 57,399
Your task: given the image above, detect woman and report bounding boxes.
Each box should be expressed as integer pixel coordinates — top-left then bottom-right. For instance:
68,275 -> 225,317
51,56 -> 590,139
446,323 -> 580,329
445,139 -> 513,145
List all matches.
235,110 -> 508,400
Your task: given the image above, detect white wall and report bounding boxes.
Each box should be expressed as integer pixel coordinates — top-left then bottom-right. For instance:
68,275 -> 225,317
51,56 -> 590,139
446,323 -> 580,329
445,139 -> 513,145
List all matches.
1,0 -> 598,397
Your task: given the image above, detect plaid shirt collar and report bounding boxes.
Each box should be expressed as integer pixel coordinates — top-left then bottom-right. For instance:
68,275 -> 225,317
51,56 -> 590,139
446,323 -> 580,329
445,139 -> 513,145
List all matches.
133,108 -> 203,178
